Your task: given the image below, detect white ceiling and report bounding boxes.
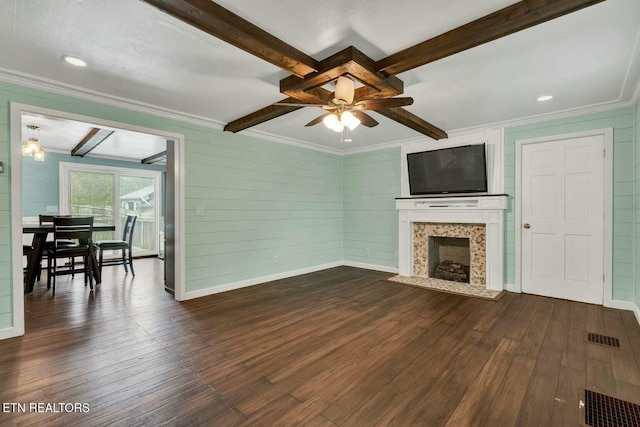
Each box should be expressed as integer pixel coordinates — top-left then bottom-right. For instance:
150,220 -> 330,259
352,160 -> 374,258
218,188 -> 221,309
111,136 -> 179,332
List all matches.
21,112 -> 167,163
2,0 -> 640,154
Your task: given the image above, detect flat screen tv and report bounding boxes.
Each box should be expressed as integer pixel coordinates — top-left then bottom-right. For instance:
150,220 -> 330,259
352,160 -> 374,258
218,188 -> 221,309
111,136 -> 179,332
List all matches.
407,143 -> 488,196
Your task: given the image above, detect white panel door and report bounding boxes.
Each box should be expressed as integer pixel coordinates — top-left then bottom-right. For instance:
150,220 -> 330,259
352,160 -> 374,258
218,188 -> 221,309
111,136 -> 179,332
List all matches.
521,135 -> 604,304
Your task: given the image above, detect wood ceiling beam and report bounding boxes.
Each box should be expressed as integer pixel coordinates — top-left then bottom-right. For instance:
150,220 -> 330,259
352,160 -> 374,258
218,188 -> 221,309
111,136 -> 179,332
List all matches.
280,46 -> 403,98
376,108 -> 448,140
71,127 -> 114,157
141,0 -> 319,77
224,98 -> 302,133
377,0 -> 606,76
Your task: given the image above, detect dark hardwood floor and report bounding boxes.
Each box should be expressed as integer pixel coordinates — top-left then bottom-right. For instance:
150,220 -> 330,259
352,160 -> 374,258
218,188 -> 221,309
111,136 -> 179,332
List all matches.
1,260 -> 639,426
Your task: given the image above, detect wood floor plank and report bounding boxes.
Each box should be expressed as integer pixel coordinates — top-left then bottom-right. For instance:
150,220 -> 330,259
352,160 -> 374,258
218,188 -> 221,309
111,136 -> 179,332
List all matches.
445,338 -> 520,426
515,346 -> 563,426
1,260 -> 639,426
482,354 -> 537,426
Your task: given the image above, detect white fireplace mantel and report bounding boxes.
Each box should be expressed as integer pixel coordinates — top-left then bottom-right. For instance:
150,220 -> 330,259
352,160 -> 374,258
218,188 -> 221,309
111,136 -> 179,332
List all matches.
396,195 -> 508,291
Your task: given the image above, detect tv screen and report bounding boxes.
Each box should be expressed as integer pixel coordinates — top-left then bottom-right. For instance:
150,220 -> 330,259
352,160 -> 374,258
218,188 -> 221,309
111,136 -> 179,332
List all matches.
407,144 -> 488,195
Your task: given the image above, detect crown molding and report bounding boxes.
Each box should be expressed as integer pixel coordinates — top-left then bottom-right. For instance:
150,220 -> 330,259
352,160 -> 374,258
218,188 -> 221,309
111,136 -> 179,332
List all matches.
1,67 -> 637,158
446,99 -> 636,139
0,67 -> 227,130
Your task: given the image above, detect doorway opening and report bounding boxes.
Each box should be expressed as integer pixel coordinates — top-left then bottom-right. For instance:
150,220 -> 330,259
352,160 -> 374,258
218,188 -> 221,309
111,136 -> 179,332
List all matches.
9,102 -> 185,338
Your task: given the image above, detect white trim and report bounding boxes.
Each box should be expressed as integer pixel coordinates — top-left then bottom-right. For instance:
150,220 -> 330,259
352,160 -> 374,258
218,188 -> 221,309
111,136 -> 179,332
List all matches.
8,102 -> 24,338
342,261 -> 399,273
605,299 -> 640,325
9,103 -> 187,336
505,283 -> 520,293
183,261 -> 399,300
514,128 -> 613,304
447,100 -> 635,140
183,262 -> 343,300
0,67 -> 635,157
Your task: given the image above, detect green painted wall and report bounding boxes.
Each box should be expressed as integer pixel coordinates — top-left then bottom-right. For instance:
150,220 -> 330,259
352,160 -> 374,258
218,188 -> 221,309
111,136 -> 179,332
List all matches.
2,77 -> 639,334
0,80 -> 343,330
22,151 -> 165,217
504,108 -> 635,301
343,147 -> 400,268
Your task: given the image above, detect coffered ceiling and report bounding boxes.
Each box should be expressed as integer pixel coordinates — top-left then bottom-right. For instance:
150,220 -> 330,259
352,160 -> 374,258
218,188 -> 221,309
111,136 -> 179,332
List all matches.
1,0 -> 639,154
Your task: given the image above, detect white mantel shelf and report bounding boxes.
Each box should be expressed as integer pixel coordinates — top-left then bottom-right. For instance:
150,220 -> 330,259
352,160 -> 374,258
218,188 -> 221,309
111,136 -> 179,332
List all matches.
396,194 -> 508,291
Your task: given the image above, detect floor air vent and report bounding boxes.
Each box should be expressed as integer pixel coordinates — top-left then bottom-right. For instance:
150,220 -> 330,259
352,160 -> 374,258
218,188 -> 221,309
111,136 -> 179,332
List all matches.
586,333 -> 621,349
584,389 -> 640,427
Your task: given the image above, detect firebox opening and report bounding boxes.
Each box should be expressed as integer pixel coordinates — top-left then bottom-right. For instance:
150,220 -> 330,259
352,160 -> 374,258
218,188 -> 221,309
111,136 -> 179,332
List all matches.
428,237 -> 471,283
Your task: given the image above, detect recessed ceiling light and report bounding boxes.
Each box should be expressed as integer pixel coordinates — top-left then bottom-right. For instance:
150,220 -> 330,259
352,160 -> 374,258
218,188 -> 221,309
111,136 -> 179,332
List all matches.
537,95 -> 553,102
63,56 -> 87,67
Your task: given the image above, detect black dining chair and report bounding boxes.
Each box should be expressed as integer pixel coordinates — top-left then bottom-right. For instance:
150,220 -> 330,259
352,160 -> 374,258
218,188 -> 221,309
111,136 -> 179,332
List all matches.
47,216 -> 95,296
38,214 -> 74,281
94,215 -> 137,277
22,245 -> 33,278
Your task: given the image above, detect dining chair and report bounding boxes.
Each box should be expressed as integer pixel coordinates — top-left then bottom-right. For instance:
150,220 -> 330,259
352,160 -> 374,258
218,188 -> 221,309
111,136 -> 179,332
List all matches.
46,216 -> 95,296
22,245 -> 33,278
94,215 -> 137,277
38,214 -> 74,281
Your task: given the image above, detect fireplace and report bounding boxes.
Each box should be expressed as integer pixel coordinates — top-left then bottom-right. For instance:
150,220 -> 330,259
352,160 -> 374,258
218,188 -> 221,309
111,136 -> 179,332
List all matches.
396,195 -> 507,291
414,222 -> 486,286
429,237 -> 470,282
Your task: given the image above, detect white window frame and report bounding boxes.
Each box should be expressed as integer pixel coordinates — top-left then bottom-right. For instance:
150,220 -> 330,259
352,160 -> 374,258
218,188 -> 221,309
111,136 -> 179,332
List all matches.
59,162 -> 162,255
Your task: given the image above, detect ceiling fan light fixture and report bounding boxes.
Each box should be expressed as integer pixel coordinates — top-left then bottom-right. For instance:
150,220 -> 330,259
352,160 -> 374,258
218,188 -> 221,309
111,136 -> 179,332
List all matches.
341,111 -> 360,131
334,76 -> 355,104
323,113 -> 343,132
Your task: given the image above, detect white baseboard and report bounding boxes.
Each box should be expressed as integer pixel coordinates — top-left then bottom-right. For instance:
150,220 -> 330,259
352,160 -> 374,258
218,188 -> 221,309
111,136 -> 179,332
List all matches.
183,261 -> 398,300
342,261 -> 399,274
183,262 -> 343,300
0,326 -> 23,340
605,299 -> 640,326
505,283 -> 521,293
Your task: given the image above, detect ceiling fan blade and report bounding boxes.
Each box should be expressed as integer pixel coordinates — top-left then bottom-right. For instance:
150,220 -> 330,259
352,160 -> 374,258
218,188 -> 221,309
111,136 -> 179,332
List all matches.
352,111 -> 378,128
334,76 -> 355,104
355,97 -> 414,110
305,113 -> 331,127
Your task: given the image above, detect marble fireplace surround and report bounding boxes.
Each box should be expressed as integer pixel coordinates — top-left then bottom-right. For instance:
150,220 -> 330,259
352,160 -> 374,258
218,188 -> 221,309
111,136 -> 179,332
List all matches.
396,195 -> 508,291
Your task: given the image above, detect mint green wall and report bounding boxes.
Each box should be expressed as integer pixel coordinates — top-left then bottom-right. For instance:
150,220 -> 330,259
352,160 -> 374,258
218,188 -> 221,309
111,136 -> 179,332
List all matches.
504,108 -> 635,301
343,147 -> 400,268
22,151 -> 165,216
0,80 -> 343,330
184,132 -> 342,290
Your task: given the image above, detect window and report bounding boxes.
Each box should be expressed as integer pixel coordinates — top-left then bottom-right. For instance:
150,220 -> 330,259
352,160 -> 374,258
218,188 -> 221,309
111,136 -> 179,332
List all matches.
60,163 -> 162,257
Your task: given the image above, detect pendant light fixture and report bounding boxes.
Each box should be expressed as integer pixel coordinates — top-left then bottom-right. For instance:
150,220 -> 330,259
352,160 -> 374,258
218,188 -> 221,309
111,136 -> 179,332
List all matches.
22,125 -> 45,161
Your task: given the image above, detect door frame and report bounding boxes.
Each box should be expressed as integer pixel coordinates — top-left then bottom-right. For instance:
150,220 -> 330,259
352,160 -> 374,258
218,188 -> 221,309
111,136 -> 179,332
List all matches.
515,128 -> 613,304
9,103 -> 186,338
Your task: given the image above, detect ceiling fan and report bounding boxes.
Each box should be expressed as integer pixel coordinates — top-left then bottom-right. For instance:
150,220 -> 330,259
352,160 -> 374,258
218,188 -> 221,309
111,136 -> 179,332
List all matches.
141,0 -> 605,141
275,76 -> 414,132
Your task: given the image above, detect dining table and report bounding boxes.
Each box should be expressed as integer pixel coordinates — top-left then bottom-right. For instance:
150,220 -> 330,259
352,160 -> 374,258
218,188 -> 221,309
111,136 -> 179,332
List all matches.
22,223 -> 116,293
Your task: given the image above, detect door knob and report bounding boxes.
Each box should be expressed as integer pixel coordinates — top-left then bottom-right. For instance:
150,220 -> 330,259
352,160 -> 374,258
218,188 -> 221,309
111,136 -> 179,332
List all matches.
523,223 -> 531,229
